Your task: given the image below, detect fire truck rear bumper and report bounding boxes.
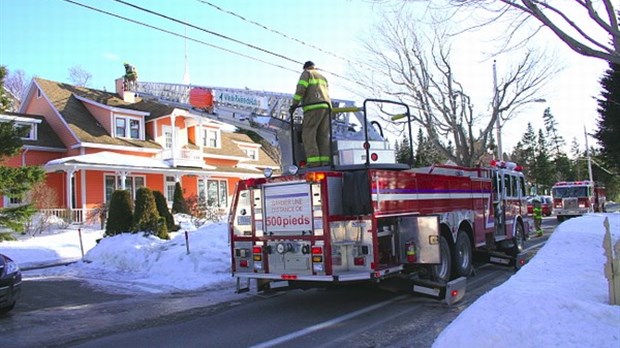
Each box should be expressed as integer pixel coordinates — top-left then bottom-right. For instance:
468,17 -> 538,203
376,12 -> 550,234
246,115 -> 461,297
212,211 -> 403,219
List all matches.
233,266 -> 404,283
555,209 -> 589,216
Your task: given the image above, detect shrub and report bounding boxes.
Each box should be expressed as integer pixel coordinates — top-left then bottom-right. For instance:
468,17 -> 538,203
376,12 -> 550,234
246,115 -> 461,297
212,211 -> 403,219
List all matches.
132,187 -> 160,236
105,190 -> 133,236
156,216 -> 170,240
172,182 -> 189,214
0,232 -> 16,242
153,190 -> 177,231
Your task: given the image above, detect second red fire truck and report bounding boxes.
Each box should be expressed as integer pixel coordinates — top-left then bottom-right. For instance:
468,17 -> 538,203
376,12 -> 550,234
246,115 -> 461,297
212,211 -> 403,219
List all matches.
552,180 -> 606,221
228,99 -> 532,304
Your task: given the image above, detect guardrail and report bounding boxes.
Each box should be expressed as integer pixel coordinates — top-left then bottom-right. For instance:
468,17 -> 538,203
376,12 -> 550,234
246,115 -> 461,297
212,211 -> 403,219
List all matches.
602,217 -> 620,305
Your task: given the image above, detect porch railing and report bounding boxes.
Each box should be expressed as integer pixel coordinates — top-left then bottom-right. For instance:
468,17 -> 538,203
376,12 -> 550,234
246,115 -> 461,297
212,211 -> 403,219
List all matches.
39,208 -> 99,225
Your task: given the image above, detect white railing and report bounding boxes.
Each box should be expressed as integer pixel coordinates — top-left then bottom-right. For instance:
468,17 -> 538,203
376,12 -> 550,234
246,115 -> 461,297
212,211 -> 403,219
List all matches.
39,208 -> 100,225
159,148 -> 204,161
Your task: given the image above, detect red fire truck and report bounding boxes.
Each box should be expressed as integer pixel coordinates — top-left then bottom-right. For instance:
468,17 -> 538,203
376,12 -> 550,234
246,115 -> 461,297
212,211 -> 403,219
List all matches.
228,99 -> 532,304
552,180 -> 606,222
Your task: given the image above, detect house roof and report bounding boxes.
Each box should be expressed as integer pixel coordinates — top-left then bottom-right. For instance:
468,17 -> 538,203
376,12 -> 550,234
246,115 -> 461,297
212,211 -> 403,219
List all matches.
2,112 -> 65,150
34,78 -> 162,149
212,132 -> 279,168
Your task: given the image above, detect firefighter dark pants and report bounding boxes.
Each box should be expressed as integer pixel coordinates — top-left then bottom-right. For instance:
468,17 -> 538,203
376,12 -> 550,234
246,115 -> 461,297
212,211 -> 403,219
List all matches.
302,108 -> 330,166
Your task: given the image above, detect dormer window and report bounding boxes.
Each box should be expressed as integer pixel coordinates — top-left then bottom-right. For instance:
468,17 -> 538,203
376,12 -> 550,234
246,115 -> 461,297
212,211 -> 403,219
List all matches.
16,122 -> 36,140
243,148 -> 257,160
203,128 -> 220,148
114,115 -> 142,140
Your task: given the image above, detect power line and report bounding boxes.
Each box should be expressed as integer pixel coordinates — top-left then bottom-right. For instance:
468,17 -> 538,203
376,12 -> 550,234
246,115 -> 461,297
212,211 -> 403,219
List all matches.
195,0 -> 366,70
60,0 -> 372,96
109,0 -> 373,90
60,0 -> 300,74
112,0 -> 302,66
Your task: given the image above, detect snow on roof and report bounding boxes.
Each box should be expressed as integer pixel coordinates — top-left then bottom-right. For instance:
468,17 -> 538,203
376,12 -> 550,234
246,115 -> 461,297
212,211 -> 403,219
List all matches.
45,151 -> 170,169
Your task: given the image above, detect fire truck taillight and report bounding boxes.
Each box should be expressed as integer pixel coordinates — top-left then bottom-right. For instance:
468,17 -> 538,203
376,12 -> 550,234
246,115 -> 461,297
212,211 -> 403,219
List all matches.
370,153 -> 379,161
405,241 -> 417,263
252,246 -> 263,271
354,257 -> 365,266
239,260 -> 249,268
311,246 -> 324,272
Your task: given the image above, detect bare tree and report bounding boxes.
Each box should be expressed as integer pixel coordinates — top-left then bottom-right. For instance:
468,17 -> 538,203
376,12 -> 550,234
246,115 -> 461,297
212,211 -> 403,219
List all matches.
383,1 -> 619,64
4,69 -> 30,101
68,65 -> 92,87
354,16 -> 556,166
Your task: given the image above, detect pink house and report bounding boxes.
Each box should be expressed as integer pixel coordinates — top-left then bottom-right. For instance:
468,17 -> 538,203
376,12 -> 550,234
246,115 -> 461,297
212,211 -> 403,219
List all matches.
0,77 -> 279,223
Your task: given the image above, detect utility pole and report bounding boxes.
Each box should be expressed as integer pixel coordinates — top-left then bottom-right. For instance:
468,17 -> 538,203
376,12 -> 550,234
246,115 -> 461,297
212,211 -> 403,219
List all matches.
584,126 -> 594,182
493,60 -> 502,160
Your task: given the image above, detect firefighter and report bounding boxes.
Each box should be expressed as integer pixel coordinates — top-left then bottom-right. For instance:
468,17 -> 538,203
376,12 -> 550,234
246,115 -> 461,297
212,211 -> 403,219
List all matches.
532,197 -> 544,237
289,61 -> 332,167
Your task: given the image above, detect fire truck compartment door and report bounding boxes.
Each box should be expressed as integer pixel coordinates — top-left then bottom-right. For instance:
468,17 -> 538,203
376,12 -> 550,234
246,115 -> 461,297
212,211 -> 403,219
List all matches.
397,215 -> 440,264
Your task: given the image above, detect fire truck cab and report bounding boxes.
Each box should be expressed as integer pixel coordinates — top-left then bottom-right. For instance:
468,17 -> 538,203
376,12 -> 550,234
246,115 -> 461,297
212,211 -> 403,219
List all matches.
229,99 -> 531,304
552,180 -> 606,222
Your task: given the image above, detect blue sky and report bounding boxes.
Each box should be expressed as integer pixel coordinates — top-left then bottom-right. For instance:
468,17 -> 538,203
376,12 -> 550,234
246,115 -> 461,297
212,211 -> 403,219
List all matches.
0,0 -> 608,154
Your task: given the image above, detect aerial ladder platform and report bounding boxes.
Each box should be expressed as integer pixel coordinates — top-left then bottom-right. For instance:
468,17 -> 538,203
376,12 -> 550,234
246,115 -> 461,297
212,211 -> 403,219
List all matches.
130,81 -> 399,170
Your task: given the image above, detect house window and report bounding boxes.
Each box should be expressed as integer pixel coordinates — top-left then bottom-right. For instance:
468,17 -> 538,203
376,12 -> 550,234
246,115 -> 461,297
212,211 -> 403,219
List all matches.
166,176 -> 176,204
104,174 -> 146,202
37,88 -> 42,98
115,118 -> 126,138
15,122 -> 36,140
203,129 -> 219,148
243,148 -> 257,160
206,179 -> 228,207
3,195 -> 23,207
115,116 -> 142,140
130,119 -> 140,139
163,127 -> 173,149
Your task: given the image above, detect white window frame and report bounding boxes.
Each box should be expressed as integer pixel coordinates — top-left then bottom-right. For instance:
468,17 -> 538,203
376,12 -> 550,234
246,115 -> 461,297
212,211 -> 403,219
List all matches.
165,176 -> 176,204
114,114 -> 143,140
162,125 -> 173,149
3,196 -> 23,207
203,128 -> 220,148
243,148 -> 258,160
16,122 -> 36,140
103,174 -> 146,202
205,179 -> 228,208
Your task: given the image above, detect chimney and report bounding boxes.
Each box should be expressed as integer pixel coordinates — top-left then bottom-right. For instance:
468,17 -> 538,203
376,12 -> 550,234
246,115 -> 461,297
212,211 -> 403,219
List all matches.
115,77 -> 136,103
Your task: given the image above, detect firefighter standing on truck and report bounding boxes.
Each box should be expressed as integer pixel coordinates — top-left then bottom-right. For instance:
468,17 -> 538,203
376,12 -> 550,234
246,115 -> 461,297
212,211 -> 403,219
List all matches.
532,197 -> 543,237
289,61 -> 331,167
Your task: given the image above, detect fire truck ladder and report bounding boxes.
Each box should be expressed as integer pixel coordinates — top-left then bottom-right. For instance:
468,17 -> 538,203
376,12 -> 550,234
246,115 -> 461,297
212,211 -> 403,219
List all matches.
131,81 -> 392,169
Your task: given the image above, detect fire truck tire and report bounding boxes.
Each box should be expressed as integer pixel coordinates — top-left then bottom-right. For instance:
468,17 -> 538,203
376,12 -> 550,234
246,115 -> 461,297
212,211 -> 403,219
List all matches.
453,231 -> 473,277
511,223 -> 525,256
431,235 -> 452,283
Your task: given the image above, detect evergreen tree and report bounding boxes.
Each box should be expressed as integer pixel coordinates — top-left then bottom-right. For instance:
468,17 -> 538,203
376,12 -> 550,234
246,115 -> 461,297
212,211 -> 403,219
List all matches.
396,134 -> 412,164
153,190 -> 176,232
171,182 -> 188,214
532,129 -> 554,193
0,65 -> 45,233
105,190 -> 133,236
542,107 -> 565,156
133,187 -> 167,238
594,62 -> 620,173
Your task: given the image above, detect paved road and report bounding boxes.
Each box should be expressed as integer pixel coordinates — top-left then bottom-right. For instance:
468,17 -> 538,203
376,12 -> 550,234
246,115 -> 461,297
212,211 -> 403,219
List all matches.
0,218 -> 557,347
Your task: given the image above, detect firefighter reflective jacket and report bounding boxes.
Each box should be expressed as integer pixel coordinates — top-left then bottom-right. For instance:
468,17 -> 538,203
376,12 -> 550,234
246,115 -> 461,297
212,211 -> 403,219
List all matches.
292,68 -> 331,112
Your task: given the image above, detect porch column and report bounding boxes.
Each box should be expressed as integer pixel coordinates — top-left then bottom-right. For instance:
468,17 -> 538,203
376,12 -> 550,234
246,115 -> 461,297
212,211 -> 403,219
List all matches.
65,167 -> 76,209
118,171 -> 129,190
171,114 -> 177,160
200,175 -> 209,200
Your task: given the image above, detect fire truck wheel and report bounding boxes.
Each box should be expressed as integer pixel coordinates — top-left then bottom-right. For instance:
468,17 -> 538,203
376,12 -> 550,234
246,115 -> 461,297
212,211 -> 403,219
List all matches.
454,231 -> 473,277
431,235 -> 452,283
511,223 -> 525,256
